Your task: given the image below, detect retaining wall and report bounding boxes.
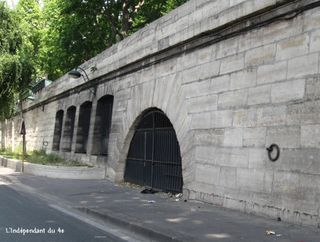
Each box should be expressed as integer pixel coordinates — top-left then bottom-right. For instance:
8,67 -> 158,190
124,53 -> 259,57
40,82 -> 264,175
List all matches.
1,0 -> 320,226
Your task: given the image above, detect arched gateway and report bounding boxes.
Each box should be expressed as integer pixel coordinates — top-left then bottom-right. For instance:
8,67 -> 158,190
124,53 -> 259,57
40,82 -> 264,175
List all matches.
124,109 -> 183,194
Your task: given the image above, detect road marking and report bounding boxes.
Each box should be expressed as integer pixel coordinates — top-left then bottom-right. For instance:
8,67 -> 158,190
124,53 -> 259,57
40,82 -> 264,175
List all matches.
94,235 -> 107,239
45,220 -> 56,224
49,204 -> 143,242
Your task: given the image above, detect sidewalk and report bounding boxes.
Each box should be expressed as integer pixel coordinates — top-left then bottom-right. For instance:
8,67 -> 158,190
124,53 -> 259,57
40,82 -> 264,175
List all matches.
1,169 -> 319,242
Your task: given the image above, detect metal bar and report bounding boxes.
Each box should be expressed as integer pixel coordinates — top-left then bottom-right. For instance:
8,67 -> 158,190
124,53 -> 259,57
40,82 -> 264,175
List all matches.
150,112 -> 155,189
143,131 -> 147,185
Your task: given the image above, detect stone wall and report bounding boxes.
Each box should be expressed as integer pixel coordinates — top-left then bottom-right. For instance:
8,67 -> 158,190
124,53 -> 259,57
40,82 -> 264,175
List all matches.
1,0 -> 320,226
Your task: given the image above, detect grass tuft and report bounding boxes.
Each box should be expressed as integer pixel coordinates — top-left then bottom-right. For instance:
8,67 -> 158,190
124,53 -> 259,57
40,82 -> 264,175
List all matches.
0,148 -> 89,167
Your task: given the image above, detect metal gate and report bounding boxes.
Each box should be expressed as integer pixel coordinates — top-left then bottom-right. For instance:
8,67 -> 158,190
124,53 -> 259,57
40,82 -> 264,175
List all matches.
124,109 -> 183,194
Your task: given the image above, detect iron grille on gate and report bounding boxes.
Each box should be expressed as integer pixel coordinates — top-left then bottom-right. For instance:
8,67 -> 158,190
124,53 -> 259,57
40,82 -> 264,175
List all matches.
124,109 -> 183,194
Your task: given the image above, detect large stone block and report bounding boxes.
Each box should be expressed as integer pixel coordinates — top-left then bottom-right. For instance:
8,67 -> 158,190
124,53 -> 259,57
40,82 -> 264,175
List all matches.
298,174 -> 320,200
166,86 -> 186,123
273,171 -> 320,202
271,79 -> 305,103
194,129 -> 224,146
248,148 -> 268,169
216,37 -> 239,59
210,75 -> 230,93
256,106 -> 287,126
197,46 -> 215,65
211,110 -> 233,128
287,100 -> 320,125
229,0 -> 246,7
305,77 -> 320,100
266,126 -> 301,149
198,60 -> 221,80
236,168 -> 272,193
214,147 -> 249,168
182,80 -> 211,99
248,85 -> 271,105
230,68 -> 257,90
287,53 -> 319,79
233,108 -> 257,127
153,73 -> 179,109
229,148 -> 249,168
224,128 -> 243,147
182,51 -> 199,69
195,146 -> 215,164
175,116 -> 193,153
239,18 -> 303,53
113,99 -> 127,112
140,66 -> 156,83
243,127 -> 266,147
155,58 -> 177,77
187,94 -> 218,114
219,0 -> 276,28
257,61 -> 287,85
193,0 -> 229,22
218,89 -> 248,109
195,164 -> 220,185
182,66 -> 200,84
245,44 -> 276,66
219,166 -> 237,189
273,171 -> 300,196
303,7 -> 320,32
276,34 -> 309,61
277,149 -> 320,175
220,54 -> 245,75
301,125 -> 320,148
310,29 -> 320,53
190,112 -> 211,130
141,80 -> 156,109
199,15 -> 221,34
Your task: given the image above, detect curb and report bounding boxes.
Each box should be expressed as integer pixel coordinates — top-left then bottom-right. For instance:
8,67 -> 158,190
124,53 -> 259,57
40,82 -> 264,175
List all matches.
76,207 -> 184,242
0,156 -> 105,179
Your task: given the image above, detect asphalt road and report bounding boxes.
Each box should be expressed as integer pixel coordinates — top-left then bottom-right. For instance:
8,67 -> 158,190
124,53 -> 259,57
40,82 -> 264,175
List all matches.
0,182 -> 123,242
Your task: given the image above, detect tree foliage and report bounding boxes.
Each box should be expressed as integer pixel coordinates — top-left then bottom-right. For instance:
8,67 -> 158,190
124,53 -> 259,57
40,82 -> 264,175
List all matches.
16,0 -> 44,79
0,2 -> 22,119
41,0 -> 188,80
0,1 -> 39,120
0,0 -> 188,119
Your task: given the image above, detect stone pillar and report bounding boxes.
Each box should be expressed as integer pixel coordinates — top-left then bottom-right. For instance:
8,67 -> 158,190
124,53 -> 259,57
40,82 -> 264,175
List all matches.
86,99 -> 98,155
59,110 -> 67,153
71,106 -> 80,154
11,120 -> 15,151
61,106 -> 77,152
0,121 -> 5,150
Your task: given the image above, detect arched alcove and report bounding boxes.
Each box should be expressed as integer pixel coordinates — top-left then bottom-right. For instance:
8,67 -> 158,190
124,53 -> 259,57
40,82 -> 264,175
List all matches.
62,106 -> 76,152
124,108 -> 183,194
52,110 -> 64,151
91,95 -> 114,155
75,101 -> 92,153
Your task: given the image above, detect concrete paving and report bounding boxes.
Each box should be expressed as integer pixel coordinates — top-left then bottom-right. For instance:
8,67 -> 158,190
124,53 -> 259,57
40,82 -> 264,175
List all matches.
0,180 -> 123,242
1,168 -> 319,242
